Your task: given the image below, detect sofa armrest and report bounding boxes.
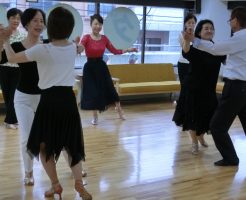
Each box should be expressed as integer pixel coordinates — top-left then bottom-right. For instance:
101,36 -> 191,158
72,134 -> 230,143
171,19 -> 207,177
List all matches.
112,77 -> 120,93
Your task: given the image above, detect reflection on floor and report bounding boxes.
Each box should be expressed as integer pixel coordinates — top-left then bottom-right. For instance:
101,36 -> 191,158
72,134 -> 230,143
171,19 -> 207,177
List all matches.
0,101 -> 245,200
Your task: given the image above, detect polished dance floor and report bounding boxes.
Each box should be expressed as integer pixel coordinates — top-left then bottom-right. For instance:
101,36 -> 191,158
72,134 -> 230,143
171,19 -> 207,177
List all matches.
0,100 -> 245,200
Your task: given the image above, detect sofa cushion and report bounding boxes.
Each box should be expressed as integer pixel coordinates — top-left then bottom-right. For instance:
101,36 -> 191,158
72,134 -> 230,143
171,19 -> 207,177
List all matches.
108,63 -> 176,83
216,82 -> 224,93
119,81 -> 180,94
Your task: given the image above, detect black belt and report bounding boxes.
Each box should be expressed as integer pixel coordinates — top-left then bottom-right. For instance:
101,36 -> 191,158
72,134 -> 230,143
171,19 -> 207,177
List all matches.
223,78 -> 246,85
87,57 -> 103,62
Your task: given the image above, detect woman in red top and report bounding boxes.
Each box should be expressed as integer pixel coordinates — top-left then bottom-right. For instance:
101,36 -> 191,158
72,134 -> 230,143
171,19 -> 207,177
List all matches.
79,14 -> 137,125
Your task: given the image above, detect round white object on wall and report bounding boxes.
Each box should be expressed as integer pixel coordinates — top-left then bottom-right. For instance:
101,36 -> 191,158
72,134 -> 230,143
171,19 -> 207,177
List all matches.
0,5 -> 8,27
104,7 -> 140,49
42,3 -> 83,41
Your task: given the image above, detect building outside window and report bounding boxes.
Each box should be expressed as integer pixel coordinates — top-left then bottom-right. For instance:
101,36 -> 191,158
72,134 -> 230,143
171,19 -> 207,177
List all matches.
0,1 -> 185,65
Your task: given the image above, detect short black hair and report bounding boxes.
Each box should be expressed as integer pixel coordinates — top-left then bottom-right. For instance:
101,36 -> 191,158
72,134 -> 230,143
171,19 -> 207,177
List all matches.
194,19 -> 214,39
7,8 -> 23,19
21,8 -> 46,30
231,6 -> 246,28
90,14 -> 103,25
47,7 -> 74,41
184,13 -> 197,24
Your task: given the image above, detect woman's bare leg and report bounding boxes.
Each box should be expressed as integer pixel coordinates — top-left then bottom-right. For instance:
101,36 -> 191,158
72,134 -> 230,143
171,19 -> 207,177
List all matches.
115,101 -> 125,120
91,110 -> 98,125
40,143 -> 62,198
189,130 -> 199,154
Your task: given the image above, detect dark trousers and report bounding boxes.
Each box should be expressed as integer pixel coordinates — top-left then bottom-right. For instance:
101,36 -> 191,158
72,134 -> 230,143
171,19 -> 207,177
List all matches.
210,79 -> 246,163
0,66 -> 20,124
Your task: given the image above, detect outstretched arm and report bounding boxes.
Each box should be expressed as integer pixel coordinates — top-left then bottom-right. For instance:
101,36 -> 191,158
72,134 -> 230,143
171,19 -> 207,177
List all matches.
73,36 -> 84,54
193,36 -> 245,55
105,35 -> 137,54
122,47 -> 138,54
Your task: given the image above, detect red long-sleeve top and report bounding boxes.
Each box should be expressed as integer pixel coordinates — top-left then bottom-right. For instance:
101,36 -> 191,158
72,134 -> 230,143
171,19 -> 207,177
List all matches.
80,34 -> 123,58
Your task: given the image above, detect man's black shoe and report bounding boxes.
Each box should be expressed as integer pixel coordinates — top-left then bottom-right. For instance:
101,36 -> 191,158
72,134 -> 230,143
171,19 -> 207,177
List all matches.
214,159 -> 239,166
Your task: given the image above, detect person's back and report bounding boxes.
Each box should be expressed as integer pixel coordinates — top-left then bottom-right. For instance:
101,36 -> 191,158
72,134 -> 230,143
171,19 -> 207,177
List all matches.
26,43 -> 76,89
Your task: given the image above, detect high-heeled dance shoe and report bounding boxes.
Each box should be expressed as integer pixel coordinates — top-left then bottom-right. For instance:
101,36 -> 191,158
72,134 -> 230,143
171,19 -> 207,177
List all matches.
44,182 -> 63,199
91,117 -> 98,125
82,170 -> 87,177
115,107 -> 126,120
191,143 -> 199,155
24,171 -> 34,186
4,122 -> 18,130
75,180 -> 92,200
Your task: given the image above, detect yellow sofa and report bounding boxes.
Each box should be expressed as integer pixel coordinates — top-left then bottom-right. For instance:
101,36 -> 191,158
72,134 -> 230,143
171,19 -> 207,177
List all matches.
216,81 -> 224,94
108,63 -> 181,96
0,90 -> 3,104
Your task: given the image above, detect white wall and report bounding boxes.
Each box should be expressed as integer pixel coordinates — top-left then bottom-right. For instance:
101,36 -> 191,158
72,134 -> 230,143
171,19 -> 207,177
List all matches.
197,0 -> 231,41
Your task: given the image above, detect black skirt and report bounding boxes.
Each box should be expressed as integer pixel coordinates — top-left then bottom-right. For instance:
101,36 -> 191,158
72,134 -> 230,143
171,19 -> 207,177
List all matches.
172,62 -> 190,126
81,58 -> 119,111
181,89 -> 218,136
27,86 -> 85,166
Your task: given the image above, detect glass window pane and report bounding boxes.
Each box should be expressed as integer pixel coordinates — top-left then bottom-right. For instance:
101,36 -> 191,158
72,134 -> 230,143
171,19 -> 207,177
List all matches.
144,7 -> 183,64
4,1 -> 185,65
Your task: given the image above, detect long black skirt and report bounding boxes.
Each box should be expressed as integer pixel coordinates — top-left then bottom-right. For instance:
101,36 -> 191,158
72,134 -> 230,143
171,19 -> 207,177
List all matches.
27,86 -> 85,167
81,58 -> 119,111
181,89 -> 218,136
172,62 -> 190,126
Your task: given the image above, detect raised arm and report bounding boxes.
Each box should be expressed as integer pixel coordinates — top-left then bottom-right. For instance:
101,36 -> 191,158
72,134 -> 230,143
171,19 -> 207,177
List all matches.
1,26 -> 29,63
0,24 -> 5,61
182,29 -> 193,53
4,40 -> 29,63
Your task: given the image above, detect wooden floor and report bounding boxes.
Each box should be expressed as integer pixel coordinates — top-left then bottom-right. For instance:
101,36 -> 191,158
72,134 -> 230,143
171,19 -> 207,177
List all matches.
0,100 -> 245,200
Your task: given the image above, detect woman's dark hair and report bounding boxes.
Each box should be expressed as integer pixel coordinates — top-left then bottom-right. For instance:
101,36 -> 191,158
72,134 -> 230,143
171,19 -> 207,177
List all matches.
231,6 -> 246,28
194,19 -> 214,39
90,14 -> 103,25
7,8 -> 23,19
21,8 -> 46,30
184,13 -> 197,24
47,7 -> 74,41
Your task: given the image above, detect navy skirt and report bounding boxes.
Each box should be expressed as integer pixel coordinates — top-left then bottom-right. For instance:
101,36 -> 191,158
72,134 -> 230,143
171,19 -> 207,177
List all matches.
81,58 -> 119,111
27,86 -> 85,166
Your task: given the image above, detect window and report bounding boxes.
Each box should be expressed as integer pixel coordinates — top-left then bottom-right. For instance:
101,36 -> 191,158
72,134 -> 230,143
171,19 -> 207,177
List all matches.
87,3 -> 96,16
100,4 -> 115,17
146,38 -> 161,51
144,7 -> 183,63
28,0 -> 54,12
88,3 -> 115,16
10,1 -> 185,64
